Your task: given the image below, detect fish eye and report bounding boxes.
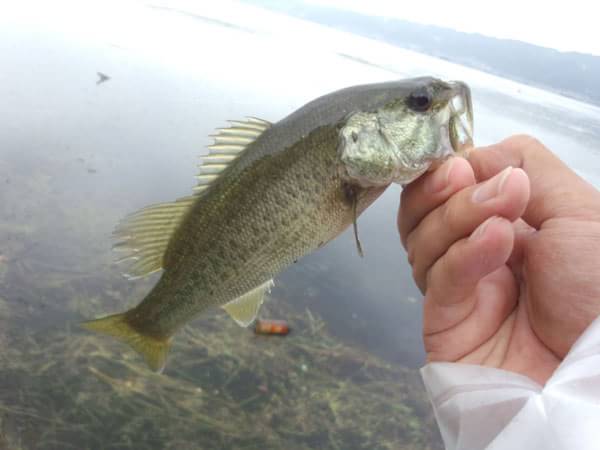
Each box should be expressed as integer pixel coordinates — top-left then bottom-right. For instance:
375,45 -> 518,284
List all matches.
406,90 -> 432,112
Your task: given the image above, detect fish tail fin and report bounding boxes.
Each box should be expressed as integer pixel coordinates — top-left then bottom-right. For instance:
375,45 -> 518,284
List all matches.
81,312 -> 171,372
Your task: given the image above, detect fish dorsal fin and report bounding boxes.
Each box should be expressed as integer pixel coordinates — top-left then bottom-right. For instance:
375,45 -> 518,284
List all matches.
112,117 -> 271,279
194,117 -> 271,195
222,280 -> 274,327
113,195 -> 196,279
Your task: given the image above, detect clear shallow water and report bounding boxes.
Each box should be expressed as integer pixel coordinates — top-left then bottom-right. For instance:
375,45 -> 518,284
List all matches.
1,2 -> 599,449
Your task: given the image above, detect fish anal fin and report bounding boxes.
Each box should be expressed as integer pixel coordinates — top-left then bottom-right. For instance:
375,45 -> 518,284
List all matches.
222,280 -> 274,327
81,312 -> 171,372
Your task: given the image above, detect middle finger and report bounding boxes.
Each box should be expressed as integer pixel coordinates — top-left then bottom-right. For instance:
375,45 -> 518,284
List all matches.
407,167 -> 529,291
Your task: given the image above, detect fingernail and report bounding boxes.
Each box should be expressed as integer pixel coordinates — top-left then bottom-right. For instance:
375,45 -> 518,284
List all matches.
469,216 -> 497,241
472,166 -> 513,203
424,158 -> 455,193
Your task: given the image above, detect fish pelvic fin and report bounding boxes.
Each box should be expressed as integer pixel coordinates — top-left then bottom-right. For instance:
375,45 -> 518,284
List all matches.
81,313 -> 171,372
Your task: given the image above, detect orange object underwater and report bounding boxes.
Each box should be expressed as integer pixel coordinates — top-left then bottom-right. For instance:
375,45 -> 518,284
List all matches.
254,320 -> 290,336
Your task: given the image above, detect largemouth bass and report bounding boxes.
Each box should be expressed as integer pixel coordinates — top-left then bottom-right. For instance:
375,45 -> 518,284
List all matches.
83,77 -> 474,371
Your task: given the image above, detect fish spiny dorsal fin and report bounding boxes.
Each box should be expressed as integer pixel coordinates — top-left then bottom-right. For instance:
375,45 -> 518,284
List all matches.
194,117 -> 271,195
112,195 -> 196,279
111,117 -> 271,279
222,279 -> 274,327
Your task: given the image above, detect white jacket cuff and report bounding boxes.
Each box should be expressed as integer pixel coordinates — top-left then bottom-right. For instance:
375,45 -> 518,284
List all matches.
421,315 -> 600,450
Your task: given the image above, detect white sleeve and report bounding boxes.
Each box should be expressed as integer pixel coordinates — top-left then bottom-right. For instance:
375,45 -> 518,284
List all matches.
421,315 -> 600,450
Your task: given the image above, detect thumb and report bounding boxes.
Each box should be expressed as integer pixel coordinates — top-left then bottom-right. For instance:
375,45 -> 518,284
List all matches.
468,135 -> 600,229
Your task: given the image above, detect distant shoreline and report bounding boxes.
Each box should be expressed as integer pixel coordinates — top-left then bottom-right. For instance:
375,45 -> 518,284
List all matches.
246,0 -> 600,107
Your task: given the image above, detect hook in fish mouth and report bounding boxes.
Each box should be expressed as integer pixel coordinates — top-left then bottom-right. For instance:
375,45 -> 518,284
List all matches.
448,81 -> 474,154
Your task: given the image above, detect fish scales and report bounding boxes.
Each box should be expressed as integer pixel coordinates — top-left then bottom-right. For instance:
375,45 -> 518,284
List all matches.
136,125 -> 376,336
82,77 -> 474,371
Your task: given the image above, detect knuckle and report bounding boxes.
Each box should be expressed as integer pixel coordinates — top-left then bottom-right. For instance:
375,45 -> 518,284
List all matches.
442,246 -> 462,282
400,183 -> 413,203
410,258 -> 420,278
398,214 -> 409,246
411,263 -> 419,283
399,187 -> 421,237
424,265 -> 434,292
429,246 -> 462,293
505,134 -> 545,154
410,256 -> 427,293
406,231 -> 430,294
425,346 -> 442,361
414,266 -> 427,293
440,197 -> 463,236
398,207 -> 410,239
406,241 -> 416,266
423,334 -> 447,360
400,182 -> 418,212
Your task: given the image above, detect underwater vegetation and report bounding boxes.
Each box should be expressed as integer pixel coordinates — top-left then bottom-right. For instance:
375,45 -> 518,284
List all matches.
0,293 -> 441,450
0,117 -> 442,450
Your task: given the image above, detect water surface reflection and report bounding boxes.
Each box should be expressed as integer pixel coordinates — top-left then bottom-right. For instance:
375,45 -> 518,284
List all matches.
1,2 -> 599,449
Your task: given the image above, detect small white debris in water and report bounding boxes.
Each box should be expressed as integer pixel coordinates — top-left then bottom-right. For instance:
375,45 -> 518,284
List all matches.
406,297 -> 418,304
305,287 -> 318,298
301,364 -> 308,372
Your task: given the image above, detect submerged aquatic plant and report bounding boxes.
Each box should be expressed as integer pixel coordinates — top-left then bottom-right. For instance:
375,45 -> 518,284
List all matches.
0,292 -> 441,449
0,123 -> 442,450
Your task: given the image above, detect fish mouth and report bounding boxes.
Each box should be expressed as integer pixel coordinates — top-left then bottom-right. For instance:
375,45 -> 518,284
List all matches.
426,81 -> 474,173
447,81 -> 474,155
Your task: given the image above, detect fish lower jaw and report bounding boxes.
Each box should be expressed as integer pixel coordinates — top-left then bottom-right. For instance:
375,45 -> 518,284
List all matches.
338,160 -> 429,187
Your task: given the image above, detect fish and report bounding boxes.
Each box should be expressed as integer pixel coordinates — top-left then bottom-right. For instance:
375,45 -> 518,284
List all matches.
82,77 -> 474,371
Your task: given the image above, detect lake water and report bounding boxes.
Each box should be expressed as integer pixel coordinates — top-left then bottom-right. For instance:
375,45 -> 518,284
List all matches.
1,1 -> 599,449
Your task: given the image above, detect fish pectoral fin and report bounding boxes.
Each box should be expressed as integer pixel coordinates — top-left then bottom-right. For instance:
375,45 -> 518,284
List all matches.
222,279 -> 274,327
352,202 -> 364,258
81,312 -> 171,372
344,183 -> 364,258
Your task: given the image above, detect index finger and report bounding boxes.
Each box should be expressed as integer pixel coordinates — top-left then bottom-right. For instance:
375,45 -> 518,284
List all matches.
469,135 -> 600,229
398,157 -> 476,247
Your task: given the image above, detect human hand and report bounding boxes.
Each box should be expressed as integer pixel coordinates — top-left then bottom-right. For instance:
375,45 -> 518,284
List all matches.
398,135 -> 600,384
